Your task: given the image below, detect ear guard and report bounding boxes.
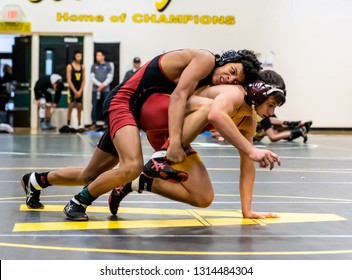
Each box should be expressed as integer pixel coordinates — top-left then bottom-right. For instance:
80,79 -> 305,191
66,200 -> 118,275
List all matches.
245,80 -> 285,105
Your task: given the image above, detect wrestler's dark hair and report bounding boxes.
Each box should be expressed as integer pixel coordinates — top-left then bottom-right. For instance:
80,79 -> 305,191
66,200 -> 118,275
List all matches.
258,70 -> 286,91
216,49 -> 262,85
259,70 -> 286,106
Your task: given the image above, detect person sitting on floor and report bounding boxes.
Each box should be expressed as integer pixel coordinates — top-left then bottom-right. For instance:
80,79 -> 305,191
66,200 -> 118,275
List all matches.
254,115 -> 313,142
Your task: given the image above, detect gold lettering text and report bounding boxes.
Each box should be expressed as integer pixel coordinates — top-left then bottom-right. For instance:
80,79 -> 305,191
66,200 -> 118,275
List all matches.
56,12 -> 104,23
155,0 -> 172,12
110,14 -> 127,23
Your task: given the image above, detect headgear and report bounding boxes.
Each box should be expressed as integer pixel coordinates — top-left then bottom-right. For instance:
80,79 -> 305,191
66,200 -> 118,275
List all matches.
216,50 -> 244,67
245,80 -> 285,106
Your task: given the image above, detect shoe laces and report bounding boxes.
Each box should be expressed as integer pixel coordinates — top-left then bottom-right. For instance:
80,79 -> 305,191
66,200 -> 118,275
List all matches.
68,201 -> 86,212
32,189 -> 41,201
114,185 -> 132,201
28,185 -> 41,202
150,157 -> 166,171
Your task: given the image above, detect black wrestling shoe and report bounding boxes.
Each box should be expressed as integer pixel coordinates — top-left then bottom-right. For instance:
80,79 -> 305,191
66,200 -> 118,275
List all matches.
108,183 -> 133,215
21,173 -> 44,209
143,157 -> 188,183
285,120 -> 302,128
302,121 -> 313,133
63,194 -> 90,221
302,131 -> 308,143
287,127 -> 308,143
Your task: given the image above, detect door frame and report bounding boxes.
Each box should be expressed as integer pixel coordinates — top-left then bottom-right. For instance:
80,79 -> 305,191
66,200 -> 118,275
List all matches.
30,32 -> 93,129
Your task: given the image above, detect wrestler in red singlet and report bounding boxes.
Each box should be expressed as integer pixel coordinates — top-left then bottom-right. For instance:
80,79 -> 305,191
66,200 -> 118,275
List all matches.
97,52 -> 213,157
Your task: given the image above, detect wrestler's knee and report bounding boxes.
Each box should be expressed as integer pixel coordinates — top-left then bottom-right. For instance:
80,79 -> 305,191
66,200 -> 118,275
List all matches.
80,171 -> 98,185
190,191 -> 214,208
118,160 -> 143,181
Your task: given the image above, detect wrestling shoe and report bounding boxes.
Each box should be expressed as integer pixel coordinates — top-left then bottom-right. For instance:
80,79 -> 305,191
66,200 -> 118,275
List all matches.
21,172 -> 44,209
287,127 -> 308,143
108,183 -> 133,215
302,121 -> 313,133
143,156 -> 188,183
302,128 -> 308,143
63,194 -> 90,221
285,120 -> 301,128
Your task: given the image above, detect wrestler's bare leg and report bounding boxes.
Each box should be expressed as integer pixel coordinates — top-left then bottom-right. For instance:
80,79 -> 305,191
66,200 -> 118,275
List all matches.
87,125 -> 144,197
21,141 -> 120,209
109,96 -> 214,213
151,158 -> 214,208
47,148 -> 119,186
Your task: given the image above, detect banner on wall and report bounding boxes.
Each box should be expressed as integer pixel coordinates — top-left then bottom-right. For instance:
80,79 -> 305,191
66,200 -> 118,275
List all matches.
0,4 -> 31,32
25,0 -> 236,26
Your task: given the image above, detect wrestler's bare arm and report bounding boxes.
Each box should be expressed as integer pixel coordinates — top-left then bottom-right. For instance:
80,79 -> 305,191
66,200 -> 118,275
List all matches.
66,64 -> 77,95
162,49 -> 216,163
200,84 -> 280,169
239,127 -> 279,219
204,85 -> 257,158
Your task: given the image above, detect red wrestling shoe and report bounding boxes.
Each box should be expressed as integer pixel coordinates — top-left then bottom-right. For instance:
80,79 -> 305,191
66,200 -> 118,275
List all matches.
143,156 -> 188,183
108,183 -> 132,215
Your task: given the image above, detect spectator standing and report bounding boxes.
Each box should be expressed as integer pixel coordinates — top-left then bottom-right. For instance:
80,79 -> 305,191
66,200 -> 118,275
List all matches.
123,57 -> 141,82
66,51 -> 85,128
90,50 -> 114,130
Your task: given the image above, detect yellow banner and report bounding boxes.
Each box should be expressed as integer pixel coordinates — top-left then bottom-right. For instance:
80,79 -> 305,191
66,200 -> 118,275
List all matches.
0,22 -> 31,32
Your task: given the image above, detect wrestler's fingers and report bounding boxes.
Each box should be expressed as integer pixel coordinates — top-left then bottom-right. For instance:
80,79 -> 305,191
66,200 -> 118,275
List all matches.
269,160 -> 275,170
265,212 -> 280,218
259,158 -> 269,168
271,153 -> 281,166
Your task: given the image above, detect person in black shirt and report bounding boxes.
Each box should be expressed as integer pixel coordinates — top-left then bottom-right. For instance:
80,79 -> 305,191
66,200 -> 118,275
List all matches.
66,51 -> 85,128
0,64 -> 14,125
123,56 -> 141,82
34,74 -> 63,130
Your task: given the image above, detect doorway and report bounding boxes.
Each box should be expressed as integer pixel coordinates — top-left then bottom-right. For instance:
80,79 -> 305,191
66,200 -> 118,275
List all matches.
39,36 -> 84,109
0,34 -> 31,128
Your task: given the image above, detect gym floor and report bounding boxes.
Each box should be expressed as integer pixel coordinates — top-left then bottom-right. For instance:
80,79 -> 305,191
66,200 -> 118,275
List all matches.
0,131 -> 352,260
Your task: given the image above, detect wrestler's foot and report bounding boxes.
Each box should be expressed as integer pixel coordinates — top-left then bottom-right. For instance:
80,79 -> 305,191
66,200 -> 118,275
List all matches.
302,128 -> 308,143
21,172 -> 44,209
285,120 -> 301,128
143,156 -> 188,183
64,194 -> 90,221
302,121 -> 313,133
108,183 -> 133,215
287,127 -> 308,143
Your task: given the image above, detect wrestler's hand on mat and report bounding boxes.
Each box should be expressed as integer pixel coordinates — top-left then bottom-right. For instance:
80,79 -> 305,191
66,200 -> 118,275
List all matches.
166,143 -> 186,164
243,211 -> 279,219
250,148 -> 281,170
